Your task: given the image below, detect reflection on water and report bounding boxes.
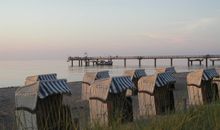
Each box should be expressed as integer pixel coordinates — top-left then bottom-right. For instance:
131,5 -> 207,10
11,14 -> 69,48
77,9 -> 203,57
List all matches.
0,59 -> 219,87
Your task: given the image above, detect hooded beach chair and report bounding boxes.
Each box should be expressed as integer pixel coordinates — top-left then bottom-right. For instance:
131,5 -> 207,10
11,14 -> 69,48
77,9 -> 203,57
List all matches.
15,79 -> 71,130
123,69 -> 147,95
25,73 -> 57,85
138,72 -> 176,117
89,76 -> 135,125
81,71 -> 110,100
187,68 -> 219,105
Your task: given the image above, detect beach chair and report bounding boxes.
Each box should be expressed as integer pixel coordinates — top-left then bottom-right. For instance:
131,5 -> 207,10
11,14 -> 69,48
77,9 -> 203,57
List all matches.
123,69 -> 146,95
187,68 -> 219,106
138,72 -> 176,117
155,67 -> 176,74
81,71 -> 110,100
89,76 -> 135,125
15,79 -> 71,130
25,73 -> 57,85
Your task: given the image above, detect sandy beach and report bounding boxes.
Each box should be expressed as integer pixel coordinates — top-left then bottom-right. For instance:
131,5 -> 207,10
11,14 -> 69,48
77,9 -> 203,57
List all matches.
0,72 -> 189,130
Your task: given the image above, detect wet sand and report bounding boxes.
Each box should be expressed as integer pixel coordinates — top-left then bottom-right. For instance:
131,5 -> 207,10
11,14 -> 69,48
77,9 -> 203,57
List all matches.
0,73 -> 188,130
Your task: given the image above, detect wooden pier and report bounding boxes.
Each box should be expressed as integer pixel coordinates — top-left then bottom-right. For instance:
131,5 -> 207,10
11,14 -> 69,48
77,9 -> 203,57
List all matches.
210,58 -> 220,66
67,54 -> 220,67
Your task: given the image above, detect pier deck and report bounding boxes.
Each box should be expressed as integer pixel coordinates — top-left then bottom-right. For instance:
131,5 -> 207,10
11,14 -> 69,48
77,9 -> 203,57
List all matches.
67,54 -> 220,67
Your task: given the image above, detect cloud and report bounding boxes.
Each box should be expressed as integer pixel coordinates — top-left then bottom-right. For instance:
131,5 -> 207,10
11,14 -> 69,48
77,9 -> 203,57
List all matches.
141,16 -> 220,45
142,32 -> 187,44
182,17 -> 219,32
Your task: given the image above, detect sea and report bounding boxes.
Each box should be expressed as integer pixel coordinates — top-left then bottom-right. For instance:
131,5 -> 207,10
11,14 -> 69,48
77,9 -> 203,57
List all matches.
0,59 -> 219,87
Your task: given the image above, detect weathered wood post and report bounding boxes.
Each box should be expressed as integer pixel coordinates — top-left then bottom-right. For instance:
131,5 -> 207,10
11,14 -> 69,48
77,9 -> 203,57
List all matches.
154,58 -> 157,67
85,60 -> 88,66
138,58 -> 142,67
187,58 -> 190,67
96,59 -> 98,66
124,58 -> 127,67
170,58 -> 173,67
88,60 -> 90,66
80,60 -> 83,66
79,60 -> 81,67
199,60 -> 202,66
205,55 -> 210,68
205,58 -> 208,68
84,57 -> 89,66
86,60 -> 89,66
71,60 -> 73,67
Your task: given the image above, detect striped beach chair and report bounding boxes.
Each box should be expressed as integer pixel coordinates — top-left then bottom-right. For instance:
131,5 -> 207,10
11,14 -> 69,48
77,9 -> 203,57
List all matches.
25,73 -> 57,85
124,69 -> 147,95
81,71 -> 110,100
138,72 -> 176,117
15,79 -> 71,130
187,68 -> 219,106
89,76 -> 135,125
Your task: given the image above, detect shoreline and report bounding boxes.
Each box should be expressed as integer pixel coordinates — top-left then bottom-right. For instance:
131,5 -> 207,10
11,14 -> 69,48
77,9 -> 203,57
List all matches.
1,66 -> 219,88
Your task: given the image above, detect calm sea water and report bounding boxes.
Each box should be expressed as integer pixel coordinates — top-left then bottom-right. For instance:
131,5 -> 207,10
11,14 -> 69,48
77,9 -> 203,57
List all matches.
0,59 -> 219,87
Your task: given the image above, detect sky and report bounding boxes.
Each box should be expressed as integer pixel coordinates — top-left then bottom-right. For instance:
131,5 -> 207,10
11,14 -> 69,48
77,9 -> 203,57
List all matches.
0,0 -> 220,60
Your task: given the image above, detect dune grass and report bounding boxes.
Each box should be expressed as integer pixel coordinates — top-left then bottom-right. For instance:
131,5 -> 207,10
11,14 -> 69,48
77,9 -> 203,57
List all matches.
11,97 -> 220,130
8,101 -> 220,130
92,102 -> 220,130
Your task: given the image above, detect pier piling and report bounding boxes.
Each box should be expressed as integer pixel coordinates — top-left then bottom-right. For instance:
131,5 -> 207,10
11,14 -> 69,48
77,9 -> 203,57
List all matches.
170,58 -> 173,67
71,60 -> 73,67
205,58 -> 208,67
138,59 -> 142,67
124,58 -> 127,67
79,60 -> 81,66
187,58 -> 190,67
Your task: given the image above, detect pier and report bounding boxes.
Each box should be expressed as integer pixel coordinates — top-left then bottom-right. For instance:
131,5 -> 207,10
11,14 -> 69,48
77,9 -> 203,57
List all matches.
67,54 -> 220,67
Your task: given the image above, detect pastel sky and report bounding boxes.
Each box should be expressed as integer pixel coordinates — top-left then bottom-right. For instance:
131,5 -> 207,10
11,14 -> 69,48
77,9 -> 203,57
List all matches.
0,0 -> 220,60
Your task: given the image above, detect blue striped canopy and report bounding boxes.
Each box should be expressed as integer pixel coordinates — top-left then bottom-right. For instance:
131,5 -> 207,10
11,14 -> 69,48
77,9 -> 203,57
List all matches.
39,79 -> 71,99
203,68 -> 219,81
156,72 -> 176,87
96,71 -> 110,79
165,67 -> 176,74
15,79 -> 71,110
109,76 -> 135,94
38,73 -> 57,81
134,69 -> 146,79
